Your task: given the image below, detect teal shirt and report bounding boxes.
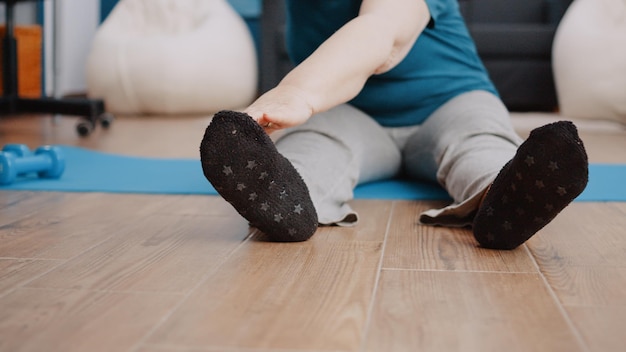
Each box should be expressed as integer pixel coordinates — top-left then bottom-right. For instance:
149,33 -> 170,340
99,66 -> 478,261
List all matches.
285,0 -> 497,126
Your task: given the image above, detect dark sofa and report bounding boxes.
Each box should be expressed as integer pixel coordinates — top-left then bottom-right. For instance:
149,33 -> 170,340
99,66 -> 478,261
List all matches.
458,0 -> 573,111
260,0 -> 573,112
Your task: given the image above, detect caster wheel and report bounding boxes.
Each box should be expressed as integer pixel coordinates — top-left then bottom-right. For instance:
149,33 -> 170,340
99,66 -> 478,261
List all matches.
100,113 -> 115,129
76,121 -> 94,136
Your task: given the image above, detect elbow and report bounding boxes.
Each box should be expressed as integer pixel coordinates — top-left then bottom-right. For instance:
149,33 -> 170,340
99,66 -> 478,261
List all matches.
355,14 -> 403,74
358,15 -> 417,75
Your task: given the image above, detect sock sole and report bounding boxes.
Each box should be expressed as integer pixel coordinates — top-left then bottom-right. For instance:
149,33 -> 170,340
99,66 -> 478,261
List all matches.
200,110 -> 318,242
473,121 -> 589,250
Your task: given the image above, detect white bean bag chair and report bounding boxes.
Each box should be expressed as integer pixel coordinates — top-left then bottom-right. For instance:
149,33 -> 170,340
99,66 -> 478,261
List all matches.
86,0 -> 258,115
552,0 -> 626,123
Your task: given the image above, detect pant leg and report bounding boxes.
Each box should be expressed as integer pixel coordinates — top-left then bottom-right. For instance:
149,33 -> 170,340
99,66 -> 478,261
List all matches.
275,104 -> 402,225
402,90 -> 524,226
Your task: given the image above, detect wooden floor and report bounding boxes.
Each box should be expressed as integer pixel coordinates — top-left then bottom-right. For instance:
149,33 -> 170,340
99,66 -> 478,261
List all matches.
1,113 -> 625,352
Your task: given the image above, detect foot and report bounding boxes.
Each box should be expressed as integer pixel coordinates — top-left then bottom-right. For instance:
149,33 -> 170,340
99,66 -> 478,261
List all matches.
473,121 -> 588,249
200,110 -> 318,242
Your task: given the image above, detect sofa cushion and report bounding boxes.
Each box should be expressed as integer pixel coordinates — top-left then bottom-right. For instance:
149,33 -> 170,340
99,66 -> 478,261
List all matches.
470,24 -> 556,58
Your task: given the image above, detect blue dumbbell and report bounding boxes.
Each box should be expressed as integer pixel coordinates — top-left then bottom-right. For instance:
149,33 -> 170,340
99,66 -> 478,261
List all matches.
2,144 -> 33,158
0,144 -> 31,185
0,146 -> 65,185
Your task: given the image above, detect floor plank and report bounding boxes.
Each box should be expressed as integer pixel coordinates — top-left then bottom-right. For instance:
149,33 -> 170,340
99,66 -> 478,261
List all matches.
145,233 -> 382,351
549,266 -> 626,307
148,194 -> 246,218
0,192 -> 69,227
0,259 -> 61,297
314,199 -> 393,243
528,203 -> 626,267
26,213 -> 251,293
0,193 -> 176,260
0,287 -> 180,352
568,306 -> 626,352
364,270 -> 584,352
383,200 -> 538,272
1,196 -> 119,260
0,191 -> 34,208
528,202 -> 626,352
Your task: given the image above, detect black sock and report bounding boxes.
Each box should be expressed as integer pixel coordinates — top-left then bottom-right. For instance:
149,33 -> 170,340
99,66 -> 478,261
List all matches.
473,121 -> 588,250
200,110 -> 318,242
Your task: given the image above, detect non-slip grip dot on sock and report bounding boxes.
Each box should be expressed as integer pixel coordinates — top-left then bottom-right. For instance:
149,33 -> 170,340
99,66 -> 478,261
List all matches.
200,110 -> 318,242
473,121 -> 589,250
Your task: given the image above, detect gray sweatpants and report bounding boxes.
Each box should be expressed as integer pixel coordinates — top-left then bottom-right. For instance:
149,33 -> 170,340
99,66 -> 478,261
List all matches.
274,90 -> 524,227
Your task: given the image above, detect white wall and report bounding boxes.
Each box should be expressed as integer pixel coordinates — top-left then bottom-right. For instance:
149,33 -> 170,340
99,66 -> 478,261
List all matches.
52,0 -> 100,96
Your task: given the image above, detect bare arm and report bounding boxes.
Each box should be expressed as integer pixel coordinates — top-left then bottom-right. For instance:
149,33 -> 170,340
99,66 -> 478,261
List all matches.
245,0 -> 431,132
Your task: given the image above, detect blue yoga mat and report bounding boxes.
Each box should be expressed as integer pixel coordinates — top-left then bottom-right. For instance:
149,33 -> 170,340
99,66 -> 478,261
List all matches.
1,146 -> 624,201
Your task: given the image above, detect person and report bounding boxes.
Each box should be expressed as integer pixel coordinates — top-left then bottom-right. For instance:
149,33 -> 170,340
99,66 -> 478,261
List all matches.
200,0 -> 588,249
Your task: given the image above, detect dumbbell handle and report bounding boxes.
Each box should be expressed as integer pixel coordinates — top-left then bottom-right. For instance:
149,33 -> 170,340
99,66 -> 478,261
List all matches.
11,154 -> 55,174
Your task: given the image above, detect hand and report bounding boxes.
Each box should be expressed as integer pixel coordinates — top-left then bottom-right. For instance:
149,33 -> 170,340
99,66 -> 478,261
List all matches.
244,85 -> 314,134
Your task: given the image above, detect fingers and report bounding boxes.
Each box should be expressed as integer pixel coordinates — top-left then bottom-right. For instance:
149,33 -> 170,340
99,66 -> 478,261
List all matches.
243,109 -> 275,133
261,121 -> 281,134
258,115 -> 282,134
245,107 -> 293,133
